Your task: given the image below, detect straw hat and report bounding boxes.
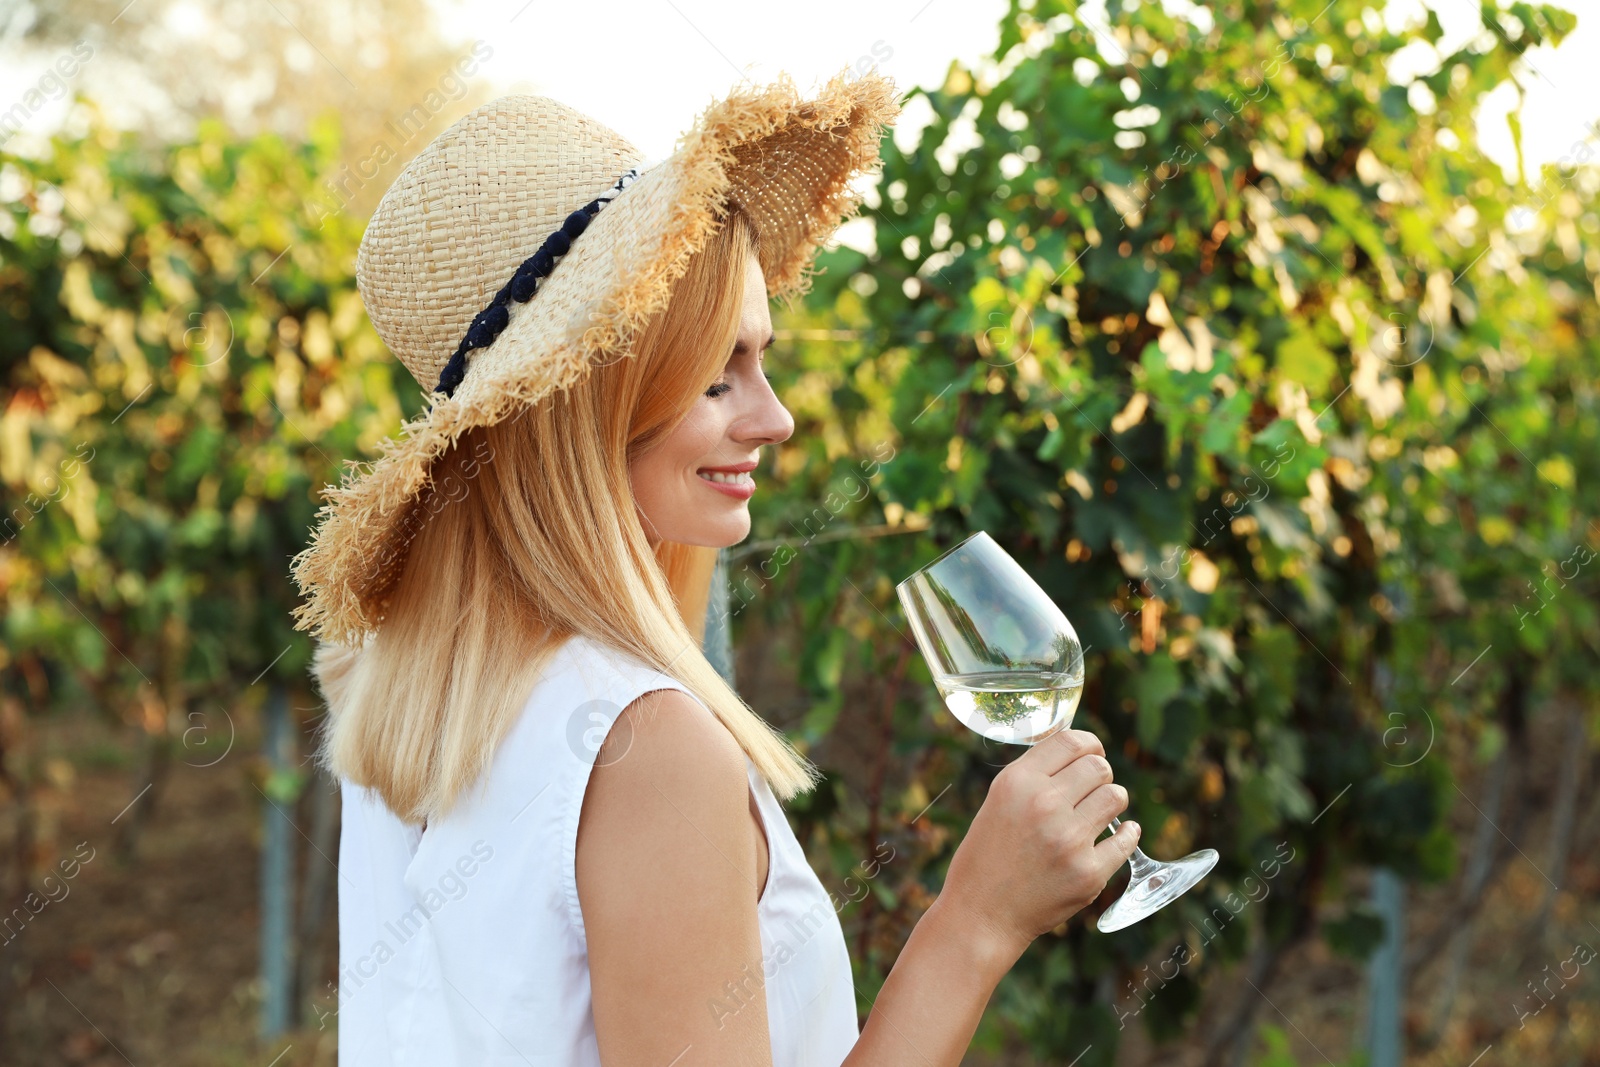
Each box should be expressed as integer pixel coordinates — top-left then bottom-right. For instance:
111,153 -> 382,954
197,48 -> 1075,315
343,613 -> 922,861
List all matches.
289,69 -> 901,644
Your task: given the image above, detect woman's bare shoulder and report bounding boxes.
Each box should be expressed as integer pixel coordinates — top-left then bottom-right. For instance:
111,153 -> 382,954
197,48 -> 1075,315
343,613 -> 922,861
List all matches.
589,687 -> 747,799
576,687 -> 773,1062
577,687 -> 754,880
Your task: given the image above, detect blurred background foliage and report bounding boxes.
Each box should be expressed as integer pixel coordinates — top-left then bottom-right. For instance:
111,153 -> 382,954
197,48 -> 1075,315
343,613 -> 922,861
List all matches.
3,0 -> 1598,1064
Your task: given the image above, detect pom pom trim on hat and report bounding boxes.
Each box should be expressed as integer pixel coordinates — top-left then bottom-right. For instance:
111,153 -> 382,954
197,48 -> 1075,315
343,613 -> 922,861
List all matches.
435,168 -> 643,397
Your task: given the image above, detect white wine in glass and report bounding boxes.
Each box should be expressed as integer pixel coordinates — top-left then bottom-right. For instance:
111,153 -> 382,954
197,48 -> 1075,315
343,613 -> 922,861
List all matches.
934,670 -> 1084,745
898,530 -> 1218,933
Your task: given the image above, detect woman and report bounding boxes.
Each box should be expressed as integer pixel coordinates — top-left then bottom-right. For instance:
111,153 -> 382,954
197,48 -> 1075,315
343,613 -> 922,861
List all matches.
294,73 -> 1140,1067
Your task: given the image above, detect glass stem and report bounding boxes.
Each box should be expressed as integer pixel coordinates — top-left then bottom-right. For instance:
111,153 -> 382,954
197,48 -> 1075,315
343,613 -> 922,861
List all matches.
1107,816 -> 1159,877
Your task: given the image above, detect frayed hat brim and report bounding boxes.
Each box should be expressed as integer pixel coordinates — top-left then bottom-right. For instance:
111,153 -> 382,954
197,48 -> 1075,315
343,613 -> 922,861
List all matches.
290,69 -> 901,643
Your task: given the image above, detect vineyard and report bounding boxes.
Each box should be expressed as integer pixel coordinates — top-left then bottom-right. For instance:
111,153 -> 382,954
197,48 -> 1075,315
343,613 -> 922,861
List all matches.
3,0 -> 1598,1064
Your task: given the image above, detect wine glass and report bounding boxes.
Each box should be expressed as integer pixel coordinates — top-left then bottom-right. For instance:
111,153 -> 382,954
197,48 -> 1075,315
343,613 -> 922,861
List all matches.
895,530 -> 1219,933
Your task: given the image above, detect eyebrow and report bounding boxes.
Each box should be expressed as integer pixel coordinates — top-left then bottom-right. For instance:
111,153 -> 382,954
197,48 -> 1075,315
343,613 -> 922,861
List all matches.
732,333 -> 777,356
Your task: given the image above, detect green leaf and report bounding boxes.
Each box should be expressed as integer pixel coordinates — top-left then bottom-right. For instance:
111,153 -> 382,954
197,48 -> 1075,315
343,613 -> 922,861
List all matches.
812,626 -> 847,691
1199,389 -> 1253,458
1275,327 -> 1339,394
1128,652 -> 1182,748
1246,626 -> 1298,719
1324,907 -> 1387,961
263,767 -> 306,804
801,690 -> 845,740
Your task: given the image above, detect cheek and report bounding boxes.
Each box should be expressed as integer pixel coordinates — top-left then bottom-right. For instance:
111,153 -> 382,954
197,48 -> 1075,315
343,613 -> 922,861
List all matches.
632,453 -> 678,515
663,403 -> 724,468
630,405 -> 719,503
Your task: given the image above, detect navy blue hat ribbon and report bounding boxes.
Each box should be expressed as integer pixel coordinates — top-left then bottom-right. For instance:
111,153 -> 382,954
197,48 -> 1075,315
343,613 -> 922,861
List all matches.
434,167 -> 644,397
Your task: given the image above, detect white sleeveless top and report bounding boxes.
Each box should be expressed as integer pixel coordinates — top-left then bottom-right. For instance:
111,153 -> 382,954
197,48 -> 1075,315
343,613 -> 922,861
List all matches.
334,632 -> 859,1065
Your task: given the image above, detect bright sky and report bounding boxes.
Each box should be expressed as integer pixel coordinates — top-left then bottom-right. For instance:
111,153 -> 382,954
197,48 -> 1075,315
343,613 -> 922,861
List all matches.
3,0 -> 1598,196
426,0 -> 1600,181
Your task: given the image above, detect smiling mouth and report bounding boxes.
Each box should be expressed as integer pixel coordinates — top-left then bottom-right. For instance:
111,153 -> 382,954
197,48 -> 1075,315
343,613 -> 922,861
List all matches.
697,470 -> 754,486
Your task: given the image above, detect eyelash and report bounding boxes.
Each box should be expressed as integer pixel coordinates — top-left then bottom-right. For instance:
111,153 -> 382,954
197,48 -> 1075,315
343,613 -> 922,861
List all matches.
705,371 -> 772,399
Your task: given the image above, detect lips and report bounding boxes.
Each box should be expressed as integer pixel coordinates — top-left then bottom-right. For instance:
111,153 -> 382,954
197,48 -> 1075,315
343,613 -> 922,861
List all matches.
695,458 -> 758,499
696,465 -> 756,499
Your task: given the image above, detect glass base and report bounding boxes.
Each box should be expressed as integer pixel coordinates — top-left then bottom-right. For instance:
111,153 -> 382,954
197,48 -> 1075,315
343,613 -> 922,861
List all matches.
1096,848 -> 1220,932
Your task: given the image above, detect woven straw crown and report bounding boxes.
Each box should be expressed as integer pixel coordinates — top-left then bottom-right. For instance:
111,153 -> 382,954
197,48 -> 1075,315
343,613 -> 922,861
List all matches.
355,99 -> 645,394
290,69 -> 901,643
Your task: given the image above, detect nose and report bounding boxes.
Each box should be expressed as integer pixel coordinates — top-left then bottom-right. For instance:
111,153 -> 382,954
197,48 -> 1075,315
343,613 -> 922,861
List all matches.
736,374 -> 794,448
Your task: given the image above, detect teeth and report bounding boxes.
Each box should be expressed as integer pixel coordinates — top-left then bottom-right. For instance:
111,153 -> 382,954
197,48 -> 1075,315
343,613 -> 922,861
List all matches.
698,470 -> 753,485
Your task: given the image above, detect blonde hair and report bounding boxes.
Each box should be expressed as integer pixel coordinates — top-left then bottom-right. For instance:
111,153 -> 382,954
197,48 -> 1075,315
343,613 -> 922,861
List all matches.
311,203 -> 818,823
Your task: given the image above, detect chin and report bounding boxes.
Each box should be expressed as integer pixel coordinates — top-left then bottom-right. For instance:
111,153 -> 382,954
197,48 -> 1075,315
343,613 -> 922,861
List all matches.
680,513 -> 750,550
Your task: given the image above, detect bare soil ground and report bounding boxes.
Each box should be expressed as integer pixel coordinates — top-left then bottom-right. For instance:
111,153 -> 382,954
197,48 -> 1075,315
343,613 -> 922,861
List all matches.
3,690 -> 1595,1067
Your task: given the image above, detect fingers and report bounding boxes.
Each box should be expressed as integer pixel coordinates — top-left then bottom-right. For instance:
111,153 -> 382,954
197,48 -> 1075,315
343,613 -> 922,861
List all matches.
1052,750 -> 1114,807
1018,728 -> 1105,776
1074,780 -> 1130,830
1092,819 -> 1142,879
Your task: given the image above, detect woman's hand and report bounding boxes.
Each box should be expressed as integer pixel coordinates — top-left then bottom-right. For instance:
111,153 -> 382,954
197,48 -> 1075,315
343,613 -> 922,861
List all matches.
842,728 -> 1139,1065
937,728 -> 1140,960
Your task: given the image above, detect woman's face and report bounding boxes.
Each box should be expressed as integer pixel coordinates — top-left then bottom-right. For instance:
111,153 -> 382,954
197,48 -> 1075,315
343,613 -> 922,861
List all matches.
629,251 -> 794,548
